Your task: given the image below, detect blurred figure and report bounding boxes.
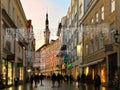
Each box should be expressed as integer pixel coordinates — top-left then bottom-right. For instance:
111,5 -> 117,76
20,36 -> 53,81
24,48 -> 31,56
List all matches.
77,74 -> 80,87
80,73 -> 86,84
30,74 -> 34,87
51,73 -> 56,87
65,74 -> 69,83
0,73 -> 4,89
113,71 -> 119,89
34,74 -> 38,87
39,73 -> 44,85
56,73 -> 61,87
70,74 -> 73,84
94,73 -> 101,90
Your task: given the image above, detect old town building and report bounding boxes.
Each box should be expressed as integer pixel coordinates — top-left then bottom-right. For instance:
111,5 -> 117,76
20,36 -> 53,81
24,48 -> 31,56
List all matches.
81,0 -> 120,85
0,0 -> 35,86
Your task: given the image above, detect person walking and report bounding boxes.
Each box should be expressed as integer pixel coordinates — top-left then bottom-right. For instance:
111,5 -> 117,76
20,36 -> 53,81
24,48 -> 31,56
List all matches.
70,74 -> 73,84
39,73 -> 44,86
51,73 -> 56,87
81,73 -> 86,84
30,74 -> 34,87
56,73 -> 61,87
34,74 -> 38,87
77,74 -> 80,87
94,73 -> 101,90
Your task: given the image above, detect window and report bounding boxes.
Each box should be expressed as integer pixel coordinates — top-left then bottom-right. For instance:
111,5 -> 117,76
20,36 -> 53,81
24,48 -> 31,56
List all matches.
100,6 -> 104,20
94,36 -> 98,51
99,31 -> 104,48
91,18 -> 94,24
8,0 -> 11,16
90,39 -> 93,54
85,44 -> 88,55
3,0 -> 7,7
95,12 -> 99,23
110,23 -> 115,43
110,0 -> 115,13
12,7 -> 15,22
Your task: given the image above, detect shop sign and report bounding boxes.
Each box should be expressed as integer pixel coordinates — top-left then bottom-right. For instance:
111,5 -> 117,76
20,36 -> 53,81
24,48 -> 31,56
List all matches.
67,64 -> 72,68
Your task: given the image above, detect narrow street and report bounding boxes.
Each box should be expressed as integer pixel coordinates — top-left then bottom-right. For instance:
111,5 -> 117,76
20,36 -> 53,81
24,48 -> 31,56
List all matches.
4,79 -> 115,90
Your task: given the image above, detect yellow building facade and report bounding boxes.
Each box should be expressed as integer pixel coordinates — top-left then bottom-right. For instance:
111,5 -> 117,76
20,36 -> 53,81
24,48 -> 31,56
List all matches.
82,0 -> 119,85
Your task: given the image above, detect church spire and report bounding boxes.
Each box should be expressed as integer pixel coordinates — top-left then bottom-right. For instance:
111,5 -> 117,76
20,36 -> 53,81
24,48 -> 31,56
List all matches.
46,13 -> 49,30
44,13 -> 50,45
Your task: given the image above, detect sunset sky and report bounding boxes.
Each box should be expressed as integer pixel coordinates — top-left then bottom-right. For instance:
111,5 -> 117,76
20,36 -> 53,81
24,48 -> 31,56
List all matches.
20,0 -> 71,50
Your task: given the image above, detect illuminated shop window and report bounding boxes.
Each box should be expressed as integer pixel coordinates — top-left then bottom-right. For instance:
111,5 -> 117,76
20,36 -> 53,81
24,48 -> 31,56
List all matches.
100,64 -> 106,83
85,67 -> 89,76
20,68 -> 23,80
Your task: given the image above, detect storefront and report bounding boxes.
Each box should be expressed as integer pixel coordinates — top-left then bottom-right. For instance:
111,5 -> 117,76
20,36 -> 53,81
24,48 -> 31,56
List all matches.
17,63 -> 24,83
2,59 -> 13,85
83,59 -> 107,83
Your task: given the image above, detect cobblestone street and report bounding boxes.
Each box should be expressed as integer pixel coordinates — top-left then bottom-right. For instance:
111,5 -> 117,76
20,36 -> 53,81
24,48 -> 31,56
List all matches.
3,80 -> 118,90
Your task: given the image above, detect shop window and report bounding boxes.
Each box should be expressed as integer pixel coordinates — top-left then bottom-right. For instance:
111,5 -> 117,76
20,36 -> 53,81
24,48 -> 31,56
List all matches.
100,63 -> 106,83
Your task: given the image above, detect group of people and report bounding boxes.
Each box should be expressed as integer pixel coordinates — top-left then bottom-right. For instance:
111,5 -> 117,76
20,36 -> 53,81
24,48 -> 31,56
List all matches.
30,73 -> 44,87
51,73 -> 64,87
77,73 -> 101,90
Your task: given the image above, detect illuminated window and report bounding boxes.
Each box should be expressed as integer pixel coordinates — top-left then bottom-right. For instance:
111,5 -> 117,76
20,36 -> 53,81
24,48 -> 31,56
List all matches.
95,12 -> 98,23
85,67 -> 89,75
110,0 -> 115,13
100,64 -> 106,83
100,6 -> 104,20
85,44 -> 88,55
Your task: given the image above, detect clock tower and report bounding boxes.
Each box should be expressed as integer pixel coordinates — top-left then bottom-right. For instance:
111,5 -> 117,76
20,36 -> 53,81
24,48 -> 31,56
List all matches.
44,13 -> 50,45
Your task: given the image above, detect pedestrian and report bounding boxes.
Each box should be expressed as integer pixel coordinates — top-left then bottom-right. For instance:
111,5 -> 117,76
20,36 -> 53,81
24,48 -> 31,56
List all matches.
80,73 -> 86,84
113,71 -> 119,89
14,77 -> 18,87
77,74 -> 80,83
77,74 -> 80,87
30,74 -> 34,87
70,74 -> 73,84
65,74 -> 69,83
0,73 -> 3,89
51,73 -> 56,87
56,73 -> 61,87
34,74 -> 38,87
94,73 -> 101,90
86,73 -> 92,84
39,73 -> 44,85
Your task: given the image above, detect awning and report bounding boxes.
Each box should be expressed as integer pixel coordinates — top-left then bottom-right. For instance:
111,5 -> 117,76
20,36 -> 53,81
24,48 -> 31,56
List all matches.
79,58 -> 105,67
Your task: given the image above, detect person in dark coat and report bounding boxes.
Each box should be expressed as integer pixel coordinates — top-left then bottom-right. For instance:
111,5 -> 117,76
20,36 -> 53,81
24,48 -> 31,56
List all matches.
30,75 -> 34,87
77,74 -> 80,87
94,74 -> 101,90
56,73 -> 61,87
51,73 -> 56,87
70,74 -> 73,84
34,74 -> 38,87
65,74 -> 69,83
39,73 -> 44,85
81,73 -> 86,84
77,74 -> 80,83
